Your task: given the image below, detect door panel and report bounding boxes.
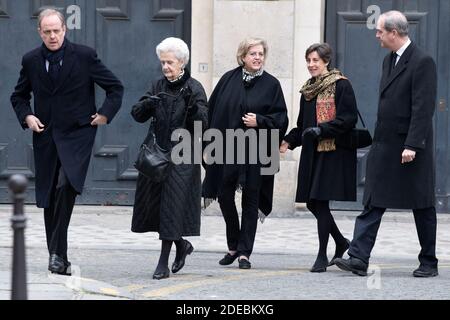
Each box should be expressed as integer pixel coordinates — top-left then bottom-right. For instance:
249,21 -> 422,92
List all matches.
0,0 -> 192,205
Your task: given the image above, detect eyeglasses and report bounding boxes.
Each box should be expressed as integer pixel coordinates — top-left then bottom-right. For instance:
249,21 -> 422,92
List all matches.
41,29 -> 63,37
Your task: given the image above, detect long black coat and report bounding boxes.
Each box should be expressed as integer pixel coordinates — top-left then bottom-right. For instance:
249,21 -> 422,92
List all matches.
10,40 -> 123,208
284,79 -> 358,202
363,43 -> 437,209
131,72 -> 208,239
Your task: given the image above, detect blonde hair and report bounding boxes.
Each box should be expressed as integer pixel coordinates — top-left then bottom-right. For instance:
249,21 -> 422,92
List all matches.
38,8 -> 65,29
236,38 -> 268,66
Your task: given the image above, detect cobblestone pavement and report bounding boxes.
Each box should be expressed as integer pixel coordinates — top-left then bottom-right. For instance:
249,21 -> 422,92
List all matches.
1,204 -> 450,261
1,204 -> 450,301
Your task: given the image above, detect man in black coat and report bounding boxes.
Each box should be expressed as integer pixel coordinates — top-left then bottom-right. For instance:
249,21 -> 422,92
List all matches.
10,9 -> 123,275
335,11 -> 438,277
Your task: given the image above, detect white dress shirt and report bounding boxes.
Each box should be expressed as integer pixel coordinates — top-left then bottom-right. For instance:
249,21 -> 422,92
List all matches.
394,38 -> 411,66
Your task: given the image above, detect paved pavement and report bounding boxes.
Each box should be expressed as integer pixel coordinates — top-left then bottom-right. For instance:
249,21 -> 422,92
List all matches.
1,204 -> 450,300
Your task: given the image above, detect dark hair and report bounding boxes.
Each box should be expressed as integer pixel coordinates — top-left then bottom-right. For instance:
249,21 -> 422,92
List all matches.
305,43 -> 333,71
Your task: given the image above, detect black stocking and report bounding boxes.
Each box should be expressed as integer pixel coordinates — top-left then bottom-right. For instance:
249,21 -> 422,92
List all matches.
307,200 -> 346,259
155,240 -> 173,273
174,237 -> 185,262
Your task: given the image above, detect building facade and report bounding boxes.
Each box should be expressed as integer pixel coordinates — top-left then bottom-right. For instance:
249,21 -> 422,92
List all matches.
0,0 -> 448,213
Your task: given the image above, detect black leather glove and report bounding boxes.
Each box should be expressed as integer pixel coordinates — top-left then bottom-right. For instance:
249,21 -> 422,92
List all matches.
302,127 -> 322,139
142,95 -> 161,108
187,104 -> 198,117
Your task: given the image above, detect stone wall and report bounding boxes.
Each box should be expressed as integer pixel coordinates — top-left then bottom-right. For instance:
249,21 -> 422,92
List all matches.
192,0 -> 325,215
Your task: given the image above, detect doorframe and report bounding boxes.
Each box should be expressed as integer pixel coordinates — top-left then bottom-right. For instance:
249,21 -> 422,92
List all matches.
436,0 -> 450,213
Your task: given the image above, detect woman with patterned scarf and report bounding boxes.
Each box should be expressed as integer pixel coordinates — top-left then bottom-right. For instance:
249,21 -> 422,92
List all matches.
281,43 -> 358,272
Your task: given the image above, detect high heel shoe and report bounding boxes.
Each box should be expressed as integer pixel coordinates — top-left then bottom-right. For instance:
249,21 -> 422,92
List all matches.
48,254 -> 71,276
328,238 -> 350,266
172,240 -> 194,274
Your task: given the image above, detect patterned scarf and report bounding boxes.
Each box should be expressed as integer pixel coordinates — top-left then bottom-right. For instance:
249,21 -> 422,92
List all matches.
242,67 -> 264,83
300,69 -> 347,152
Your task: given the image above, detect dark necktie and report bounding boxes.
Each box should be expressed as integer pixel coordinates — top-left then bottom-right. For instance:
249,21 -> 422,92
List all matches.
48,59 -> 62,84
391,52 -> 398,73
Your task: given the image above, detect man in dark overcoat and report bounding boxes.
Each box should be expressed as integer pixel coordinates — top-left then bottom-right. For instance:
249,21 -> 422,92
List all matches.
335,11 -> 438,277
10,9 -> 123,275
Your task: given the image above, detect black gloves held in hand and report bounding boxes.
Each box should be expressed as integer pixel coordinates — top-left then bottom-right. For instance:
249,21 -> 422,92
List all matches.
142,95 -> 161,108
302,127 -> 322,139
187,104 -> 198,116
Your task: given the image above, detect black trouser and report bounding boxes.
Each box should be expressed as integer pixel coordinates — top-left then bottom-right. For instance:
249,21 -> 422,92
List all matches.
348,205 -> 438,267
43,164 -> 77,261
218,180 -> 260,258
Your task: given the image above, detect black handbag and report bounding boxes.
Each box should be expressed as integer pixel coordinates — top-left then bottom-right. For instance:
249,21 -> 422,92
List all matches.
134,119 -> 171,182
134,88 -> 192,182
349,110 -> 372,149
336,109 -> 372,149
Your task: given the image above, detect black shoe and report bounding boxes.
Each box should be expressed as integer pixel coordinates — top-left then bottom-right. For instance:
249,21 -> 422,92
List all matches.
329,238 -> 351,266
172,240 -> 194,274
413,265 -> 438,278
334,257 -> 368,276
238,258 -> 251,269
310,256 -> 328,273
153,267 -> 170,280
48,254 -> 71,276
219,252 -> 238,265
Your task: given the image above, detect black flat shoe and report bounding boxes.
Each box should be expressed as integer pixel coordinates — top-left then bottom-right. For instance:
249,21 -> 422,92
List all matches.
48,254 -> 71,276
172,240 -> 194,274
219,253 -> 238,265
238,258 -> 251,269
329,238 -> 351,266
153,267 -> 170,280
413,265 -> 438,278
310,256 -> 328,273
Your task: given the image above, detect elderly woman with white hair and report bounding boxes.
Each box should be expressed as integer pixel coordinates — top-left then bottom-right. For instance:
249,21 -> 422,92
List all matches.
131,37 -> 208,280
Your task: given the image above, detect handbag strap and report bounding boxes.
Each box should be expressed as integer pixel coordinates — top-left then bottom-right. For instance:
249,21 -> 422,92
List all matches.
356,109 -> 367,128
143,117 -> 157,146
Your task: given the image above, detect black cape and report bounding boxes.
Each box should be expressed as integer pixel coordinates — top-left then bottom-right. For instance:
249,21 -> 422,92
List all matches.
202,67 -> 288,215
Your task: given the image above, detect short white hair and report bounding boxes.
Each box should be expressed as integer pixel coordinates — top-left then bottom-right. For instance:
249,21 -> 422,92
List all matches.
156,37 -> 190,67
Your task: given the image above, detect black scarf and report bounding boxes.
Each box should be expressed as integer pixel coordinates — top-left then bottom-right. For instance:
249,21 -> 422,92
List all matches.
41,39 -> 67,86
165,68 -> 190,89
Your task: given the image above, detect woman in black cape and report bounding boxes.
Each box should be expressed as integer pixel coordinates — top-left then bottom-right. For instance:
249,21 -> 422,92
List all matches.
203,38 -> 288,269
